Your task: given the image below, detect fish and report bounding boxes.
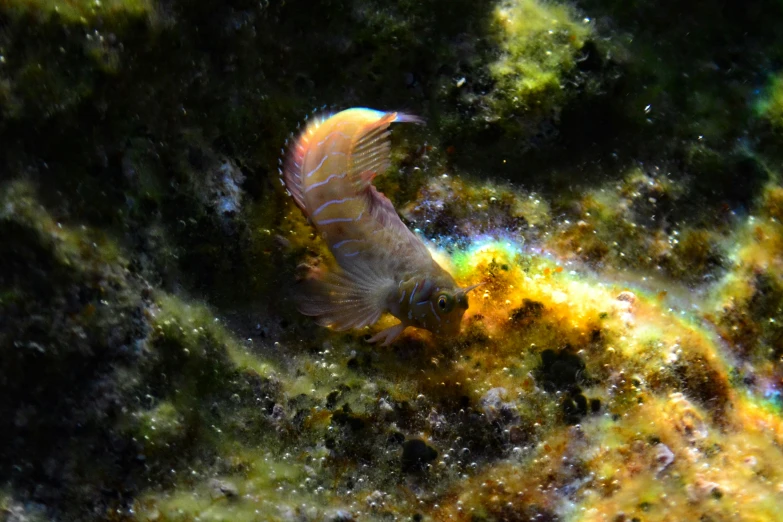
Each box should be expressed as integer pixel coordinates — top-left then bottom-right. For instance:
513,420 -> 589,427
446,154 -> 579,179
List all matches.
280,107 -> 481,345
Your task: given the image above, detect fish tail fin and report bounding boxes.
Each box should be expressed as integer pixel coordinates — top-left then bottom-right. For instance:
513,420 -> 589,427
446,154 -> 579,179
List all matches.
296,260 -> 394,332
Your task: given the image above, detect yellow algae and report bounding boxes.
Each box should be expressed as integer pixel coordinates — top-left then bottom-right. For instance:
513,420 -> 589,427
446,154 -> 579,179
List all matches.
401,173 -> 553,241
733,220 -> 783,285
574,392 -> 783,522
548,167 -> 727,286
426,386 -> 783,522
762,184 -> 783,222
275,201 -> 336,270
104,167 -> 783,522
7,0 -> 783,519
365,227 -> 760,519
451,240 -> 725,370
707,181 -> 783,368
733,392 -> 783,447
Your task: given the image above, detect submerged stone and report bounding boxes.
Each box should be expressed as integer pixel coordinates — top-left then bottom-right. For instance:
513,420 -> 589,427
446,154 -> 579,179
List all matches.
401,439 -> 438,473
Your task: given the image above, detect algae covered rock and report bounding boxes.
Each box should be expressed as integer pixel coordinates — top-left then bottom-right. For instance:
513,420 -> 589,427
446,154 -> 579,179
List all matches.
708,181 -> 783,380
488,0 -> 592,129
436,0 -> 605,179
0,180 -> 153,516
0,180 -> 285,519
756,72 -> 783,150
2,0 -> 783,520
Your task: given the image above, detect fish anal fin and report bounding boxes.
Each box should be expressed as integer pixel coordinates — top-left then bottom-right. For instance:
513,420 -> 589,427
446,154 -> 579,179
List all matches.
367,323 -> 407,346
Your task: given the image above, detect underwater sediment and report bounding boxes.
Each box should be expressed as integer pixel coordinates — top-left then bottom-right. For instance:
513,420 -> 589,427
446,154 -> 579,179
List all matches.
2,0 -> 783,521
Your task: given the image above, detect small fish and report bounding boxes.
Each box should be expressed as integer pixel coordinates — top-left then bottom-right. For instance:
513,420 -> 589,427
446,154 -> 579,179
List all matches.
281,107 -> 480,345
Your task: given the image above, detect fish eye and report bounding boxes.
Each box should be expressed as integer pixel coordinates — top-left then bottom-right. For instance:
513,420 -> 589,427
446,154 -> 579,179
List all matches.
437,294 -> 452,312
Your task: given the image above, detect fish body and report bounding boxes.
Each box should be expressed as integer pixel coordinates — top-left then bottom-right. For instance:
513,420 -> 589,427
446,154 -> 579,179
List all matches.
281,108 -> 476,345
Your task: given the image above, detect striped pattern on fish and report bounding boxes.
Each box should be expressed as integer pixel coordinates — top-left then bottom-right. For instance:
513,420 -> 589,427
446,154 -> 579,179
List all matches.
281,107 -> 480,345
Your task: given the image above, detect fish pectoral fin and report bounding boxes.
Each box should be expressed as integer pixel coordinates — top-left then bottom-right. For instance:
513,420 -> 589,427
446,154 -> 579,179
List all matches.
295,261 -> 325,282
297,260 -> 394,332
367,323 -> 407,346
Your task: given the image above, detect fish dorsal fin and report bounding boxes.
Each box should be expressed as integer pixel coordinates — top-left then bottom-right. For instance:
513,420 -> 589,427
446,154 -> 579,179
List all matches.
280,137 -> 307,210
347,110 -> 423,191
347,112 -> 397,192
347,112 -> 430,255
280,110 -> 332,211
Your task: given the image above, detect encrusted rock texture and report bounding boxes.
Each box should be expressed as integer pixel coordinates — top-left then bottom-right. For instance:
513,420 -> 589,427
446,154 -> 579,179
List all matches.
2,0 -> 783,521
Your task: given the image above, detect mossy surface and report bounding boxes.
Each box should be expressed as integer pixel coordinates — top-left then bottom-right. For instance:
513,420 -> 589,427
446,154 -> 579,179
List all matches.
0,180 -> 151,517
489,0 -> 591,126
757,73 -> 783,133
5,0 -> 153,23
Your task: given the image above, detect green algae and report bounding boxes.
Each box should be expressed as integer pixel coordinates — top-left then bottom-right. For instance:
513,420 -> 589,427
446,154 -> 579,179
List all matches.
2,180 -> 127,268
5,149 -> 783,522
0,289 -> 20,305
151,293 -> 277,379
546,165 -> 732,285
122,135 -> 774,520
4,0 -> 153,25
489,0 -> 591,124
757,72 -> 783,133
0,0 -> 157,123
433,0 -> 605,179
135,292 -> 286,466
0,180 -> 292,519
130,400 -> 186,451
707,181 -> 783,367
0,180 -> 152,518
136,446 -> 322,522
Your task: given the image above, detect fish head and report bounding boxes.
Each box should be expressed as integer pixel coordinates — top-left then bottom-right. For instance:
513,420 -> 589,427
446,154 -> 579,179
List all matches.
398,275 -> 481,338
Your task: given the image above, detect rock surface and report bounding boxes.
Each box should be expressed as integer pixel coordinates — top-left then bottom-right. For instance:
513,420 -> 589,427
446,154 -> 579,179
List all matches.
2,0 -> 783,521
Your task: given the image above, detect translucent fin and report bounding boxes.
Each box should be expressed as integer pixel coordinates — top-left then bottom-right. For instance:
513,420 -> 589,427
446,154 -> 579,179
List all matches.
297,258 -> 394,332
343,111 -> 430,255
348,112 -> 397,192
347,111 -> 422,190
367,323 -> 407,346
392,113 -> 425,124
